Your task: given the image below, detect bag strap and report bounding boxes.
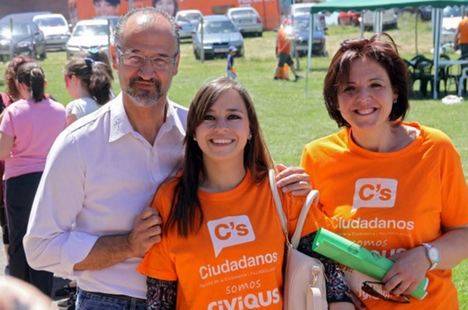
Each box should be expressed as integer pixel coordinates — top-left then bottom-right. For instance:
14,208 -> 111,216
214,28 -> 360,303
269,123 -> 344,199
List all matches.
268,169 -> 319,249
268,169 -> 290,244
291,189 -> 319,248
307,286 -> 325,310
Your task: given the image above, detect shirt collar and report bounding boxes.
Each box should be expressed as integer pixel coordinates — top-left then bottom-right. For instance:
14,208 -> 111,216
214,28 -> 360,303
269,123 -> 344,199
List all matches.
109,93 -> 134,143
163,99 -> 186,138
108,94 -> 186,143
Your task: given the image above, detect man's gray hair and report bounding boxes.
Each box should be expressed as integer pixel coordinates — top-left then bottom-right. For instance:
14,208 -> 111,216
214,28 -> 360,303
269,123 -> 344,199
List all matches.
114,7 -> 180,53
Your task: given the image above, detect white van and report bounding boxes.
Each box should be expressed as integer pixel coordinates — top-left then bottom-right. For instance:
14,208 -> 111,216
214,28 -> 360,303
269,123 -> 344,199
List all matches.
66,19 -> 110,59
33,14 -> 70,51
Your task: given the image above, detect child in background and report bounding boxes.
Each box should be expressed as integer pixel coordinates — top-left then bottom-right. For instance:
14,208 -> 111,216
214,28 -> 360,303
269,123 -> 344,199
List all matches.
226,46 -> 237,79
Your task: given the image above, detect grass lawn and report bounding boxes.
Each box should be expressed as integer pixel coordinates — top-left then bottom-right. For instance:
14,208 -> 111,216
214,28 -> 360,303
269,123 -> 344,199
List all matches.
0,11 -> 466,307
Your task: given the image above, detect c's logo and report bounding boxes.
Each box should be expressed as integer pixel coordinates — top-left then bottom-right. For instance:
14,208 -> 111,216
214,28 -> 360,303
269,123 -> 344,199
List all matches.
352,178 -> 397,210
207,215 -> 255,257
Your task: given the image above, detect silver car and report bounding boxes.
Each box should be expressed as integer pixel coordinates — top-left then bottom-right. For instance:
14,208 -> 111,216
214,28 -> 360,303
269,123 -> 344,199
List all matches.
33,14 -> 70,51
226,7 -> 263,37
66,19 -> 111,59
192,15 -> 244,60
175,10 -> 203,40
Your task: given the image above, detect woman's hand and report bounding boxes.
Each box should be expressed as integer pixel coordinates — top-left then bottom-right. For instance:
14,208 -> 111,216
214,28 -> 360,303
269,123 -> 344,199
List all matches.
382,246 -> 430,296
275,164 -> 311,196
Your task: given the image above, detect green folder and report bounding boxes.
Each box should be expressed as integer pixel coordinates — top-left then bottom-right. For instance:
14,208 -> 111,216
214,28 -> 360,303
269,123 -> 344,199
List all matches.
312,228 -> 428,300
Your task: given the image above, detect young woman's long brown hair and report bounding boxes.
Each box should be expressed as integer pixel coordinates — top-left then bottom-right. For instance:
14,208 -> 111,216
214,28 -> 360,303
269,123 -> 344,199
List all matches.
166,77 -> 274,237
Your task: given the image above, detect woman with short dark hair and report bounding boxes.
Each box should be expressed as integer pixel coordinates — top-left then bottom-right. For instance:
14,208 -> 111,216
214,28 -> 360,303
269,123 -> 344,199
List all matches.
301,33 -> 468,308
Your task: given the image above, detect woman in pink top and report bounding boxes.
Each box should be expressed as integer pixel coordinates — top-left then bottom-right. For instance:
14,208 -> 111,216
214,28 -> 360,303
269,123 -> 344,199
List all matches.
0,56 -> 34,267
0,61 -> 66,296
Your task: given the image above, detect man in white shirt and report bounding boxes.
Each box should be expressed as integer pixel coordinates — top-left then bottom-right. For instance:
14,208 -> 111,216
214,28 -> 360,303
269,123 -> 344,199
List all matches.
24,8 -> 311,309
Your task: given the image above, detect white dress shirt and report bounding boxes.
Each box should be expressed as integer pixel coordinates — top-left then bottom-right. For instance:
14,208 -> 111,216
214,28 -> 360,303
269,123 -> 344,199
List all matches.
24,93 -> 187,299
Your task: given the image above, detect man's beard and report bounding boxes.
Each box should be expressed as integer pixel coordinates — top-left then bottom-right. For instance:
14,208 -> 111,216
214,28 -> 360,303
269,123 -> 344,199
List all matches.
125,77 -> 164,107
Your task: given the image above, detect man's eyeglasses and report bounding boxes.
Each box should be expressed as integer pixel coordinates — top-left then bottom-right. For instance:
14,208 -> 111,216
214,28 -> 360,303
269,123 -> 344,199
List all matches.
361,281 -> 410,304
116,46 -> 177,70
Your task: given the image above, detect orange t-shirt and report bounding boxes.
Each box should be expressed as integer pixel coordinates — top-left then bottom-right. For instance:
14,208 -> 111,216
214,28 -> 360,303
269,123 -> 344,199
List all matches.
138,172 -> 331,309
276,26 -> 291,55
458,17 -> 468,44
300,123 -> 468,310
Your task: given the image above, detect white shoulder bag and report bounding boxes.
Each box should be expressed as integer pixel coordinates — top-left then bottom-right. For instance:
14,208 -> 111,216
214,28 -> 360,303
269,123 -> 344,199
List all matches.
268,169 -> 328,310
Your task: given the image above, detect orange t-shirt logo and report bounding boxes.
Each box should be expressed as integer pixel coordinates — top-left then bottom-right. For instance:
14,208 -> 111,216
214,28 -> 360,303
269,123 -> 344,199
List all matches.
352,178 -> 398,210
208,215 -> 256,257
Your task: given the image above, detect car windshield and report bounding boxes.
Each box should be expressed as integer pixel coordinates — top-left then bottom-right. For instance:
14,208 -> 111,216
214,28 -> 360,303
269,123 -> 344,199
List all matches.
443,6 -> 461,17
0,23 -> 32,38
231,10 -> 256,17
183,13 -> 201,21
73,24 -> 109,37
35,17 -> 66,27
204,21 -> 237,34
293,16 -> 320,31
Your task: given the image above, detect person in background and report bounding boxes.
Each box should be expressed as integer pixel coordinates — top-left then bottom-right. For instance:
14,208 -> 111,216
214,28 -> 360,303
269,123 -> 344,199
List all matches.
138,77 -> 354,309
455,10 -> 468,59
0,62 -> 66,296
153,0 -> 178,17
301,33 -> 468,308
64,57 -> 113,126
226,46 -> 237,80
274,20 -> 300,82
93,0 -> 121,17
0,56 -> 34,275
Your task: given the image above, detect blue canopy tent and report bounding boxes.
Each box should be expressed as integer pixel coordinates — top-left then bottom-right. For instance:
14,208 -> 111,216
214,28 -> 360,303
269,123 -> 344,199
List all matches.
305,0 -> 467,99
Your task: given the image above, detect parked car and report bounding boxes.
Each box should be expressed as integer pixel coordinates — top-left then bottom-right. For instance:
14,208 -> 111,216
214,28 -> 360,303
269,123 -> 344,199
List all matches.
226,7 -> 263,37
0,11 -> 50,24
289,3 -> 326,30
192,15 -> 244,60
93,15 -> 120,46
94,15 -> 120,32
338,11 -> 360,26
418,6 -> 432,21
0,21 -> 47,61
33,14 -> 70,51
361,9 -> 398,30
66,19 -> 111,59
286,14 -> 326,56
441,6 -> 462,45
175,10 -> 202,40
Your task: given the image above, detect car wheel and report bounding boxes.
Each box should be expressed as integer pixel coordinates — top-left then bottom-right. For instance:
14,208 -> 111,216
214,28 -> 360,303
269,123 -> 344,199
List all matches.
39,49 -> 47,61
237,47 -> 244,58
193,48 -> 200,60
258,31 -> 263,37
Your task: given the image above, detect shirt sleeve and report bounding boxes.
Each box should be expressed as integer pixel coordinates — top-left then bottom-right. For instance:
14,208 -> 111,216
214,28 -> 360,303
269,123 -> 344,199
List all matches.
23,130 -> 99,278
137,189 -> 177,281
65,101 -> 80,117
0,107 -> 15,137
440,141 -> 468,228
